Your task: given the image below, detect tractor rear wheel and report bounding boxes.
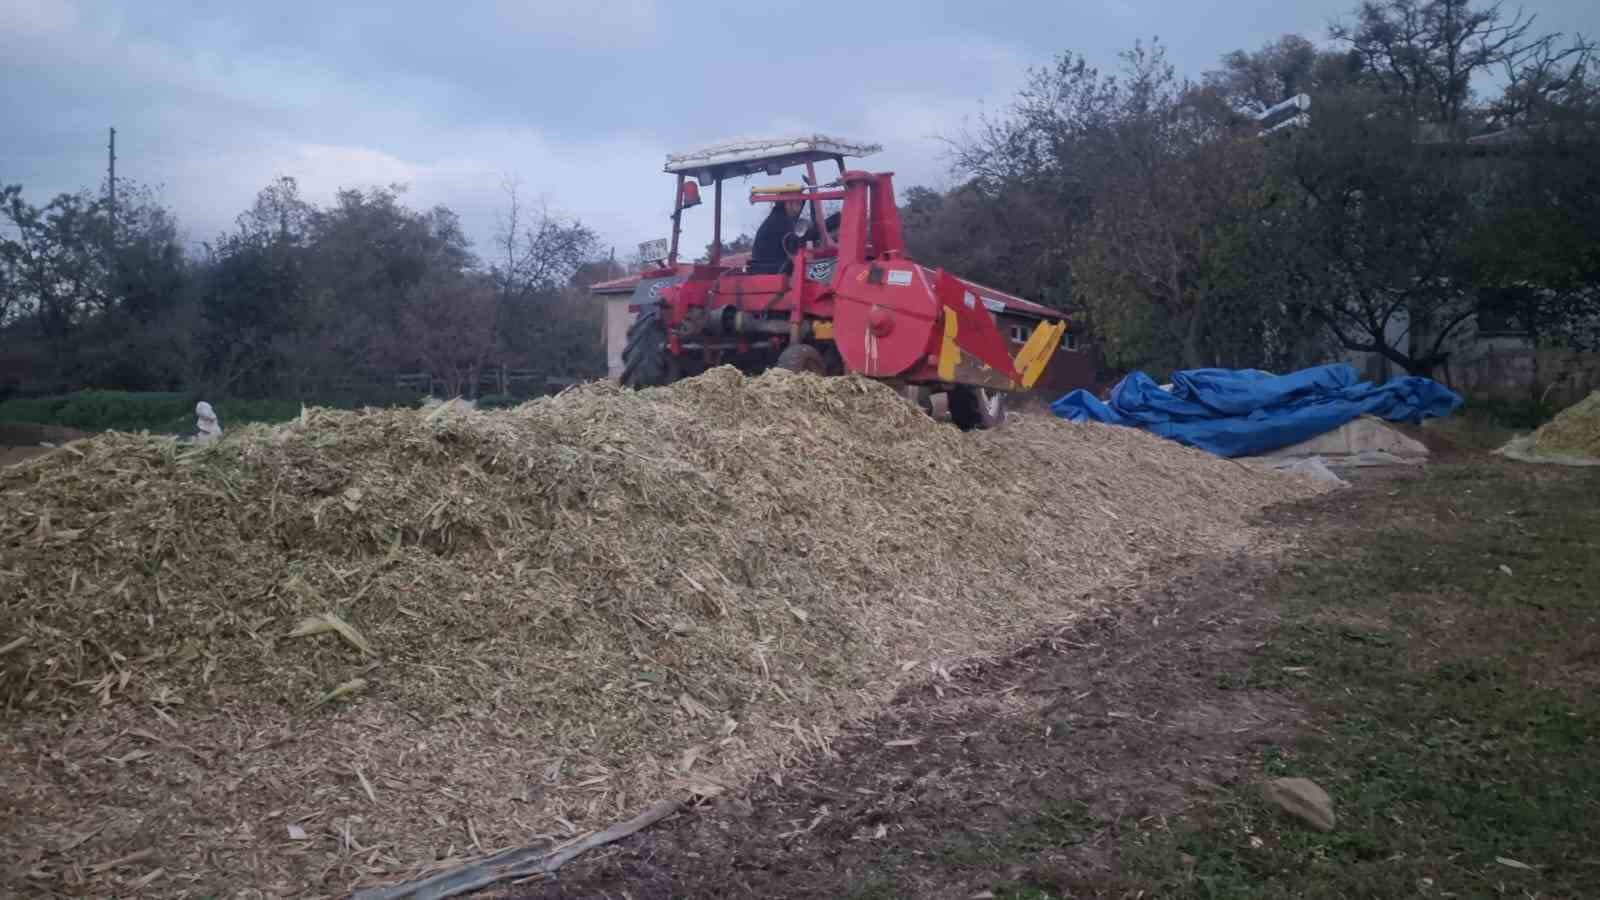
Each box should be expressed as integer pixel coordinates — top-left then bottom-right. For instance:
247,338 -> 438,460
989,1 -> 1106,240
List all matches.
947,386 -> 1007,431
622,307 -> 672,388
775,343 -> 826,375
947,385 -> 984,431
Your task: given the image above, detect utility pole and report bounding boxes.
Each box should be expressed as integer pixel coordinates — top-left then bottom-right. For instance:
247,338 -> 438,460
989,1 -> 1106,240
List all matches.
106,127 -> 117,239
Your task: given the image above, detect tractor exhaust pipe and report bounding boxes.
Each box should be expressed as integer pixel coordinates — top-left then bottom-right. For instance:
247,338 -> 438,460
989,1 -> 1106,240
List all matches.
733,312 -> 793,336
704,310 -> 814,339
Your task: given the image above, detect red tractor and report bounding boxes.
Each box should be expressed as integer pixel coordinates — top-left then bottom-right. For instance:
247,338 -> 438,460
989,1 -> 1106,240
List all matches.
622,136 -> 1067,429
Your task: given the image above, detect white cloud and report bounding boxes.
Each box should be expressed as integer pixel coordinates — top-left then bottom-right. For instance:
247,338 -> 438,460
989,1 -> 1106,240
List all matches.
413,127 -> 679,255
163,142 -> 427,243
287,145 -> 425,194
162,128 -> 686,259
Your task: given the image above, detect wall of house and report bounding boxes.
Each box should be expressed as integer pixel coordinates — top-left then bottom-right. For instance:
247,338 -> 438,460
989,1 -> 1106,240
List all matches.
600,296 -> 633,381
1402,306 -> 1600,408
1443,347 -> 1600,409
999,314 -> 1101,400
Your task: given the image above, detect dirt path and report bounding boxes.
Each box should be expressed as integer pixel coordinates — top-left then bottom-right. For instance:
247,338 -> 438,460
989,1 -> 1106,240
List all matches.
484,457 -> 1600,900
501,545 -> 1307,899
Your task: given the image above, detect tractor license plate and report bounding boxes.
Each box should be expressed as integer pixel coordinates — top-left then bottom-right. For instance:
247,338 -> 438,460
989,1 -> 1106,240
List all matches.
638,238 -> 670,262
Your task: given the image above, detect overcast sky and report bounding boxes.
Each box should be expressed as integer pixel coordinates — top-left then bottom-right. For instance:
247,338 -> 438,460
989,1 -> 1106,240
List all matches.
4,0 -> 1596,262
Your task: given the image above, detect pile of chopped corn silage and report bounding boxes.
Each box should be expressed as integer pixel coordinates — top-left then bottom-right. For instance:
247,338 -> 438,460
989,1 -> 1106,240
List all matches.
1533,390 -> 1600,459
0,368 -> 1326,897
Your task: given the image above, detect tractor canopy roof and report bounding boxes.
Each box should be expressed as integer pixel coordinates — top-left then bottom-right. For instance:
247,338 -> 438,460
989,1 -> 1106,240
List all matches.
664,134 -> 882,181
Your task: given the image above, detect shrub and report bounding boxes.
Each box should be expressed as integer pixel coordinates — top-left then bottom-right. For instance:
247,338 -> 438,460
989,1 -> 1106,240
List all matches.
474,393 -> 521,411
0,390 -> 415,434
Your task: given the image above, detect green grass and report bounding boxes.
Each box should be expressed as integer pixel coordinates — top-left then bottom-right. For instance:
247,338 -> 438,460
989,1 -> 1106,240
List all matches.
0,389 -> 422,435
844,879 -> 903,900
939,801 -> 1099,872
1128,463 -> 1600,898
1422,396 -> 1562,452
1459,395 -> 1562,430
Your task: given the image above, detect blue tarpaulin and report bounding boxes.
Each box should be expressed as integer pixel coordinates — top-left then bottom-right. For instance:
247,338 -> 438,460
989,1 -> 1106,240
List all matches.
1050,364 -> 1463,458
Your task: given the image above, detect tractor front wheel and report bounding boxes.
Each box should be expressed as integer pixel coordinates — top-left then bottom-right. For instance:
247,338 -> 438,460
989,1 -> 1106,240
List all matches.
621,307 -> 673,388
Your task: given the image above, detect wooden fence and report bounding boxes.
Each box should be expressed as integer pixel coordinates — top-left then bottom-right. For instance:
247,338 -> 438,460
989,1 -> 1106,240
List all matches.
394,369 -> 586,400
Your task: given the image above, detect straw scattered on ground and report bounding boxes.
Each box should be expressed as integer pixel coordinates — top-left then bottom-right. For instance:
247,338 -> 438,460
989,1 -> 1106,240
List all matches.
0,368 -> 1326,897
1532,390 -> 1600,459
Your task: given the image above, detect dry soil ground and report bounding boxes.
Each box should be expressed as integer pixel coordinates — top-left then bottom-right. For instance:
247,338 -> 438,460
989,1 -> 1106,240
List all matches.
0,423 -> 90,467
492,455 -> 1600,900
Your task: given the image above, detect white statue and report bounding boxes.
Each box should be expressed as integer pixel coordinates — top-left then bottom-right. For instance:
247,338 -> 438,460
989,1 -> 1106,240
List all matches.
195,401 -> 223,444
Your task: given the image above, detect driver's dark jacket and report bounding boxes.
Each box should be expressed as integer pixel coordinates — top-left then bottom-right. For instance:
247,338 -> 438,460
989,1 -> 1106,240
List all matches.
750,204 -> 798,268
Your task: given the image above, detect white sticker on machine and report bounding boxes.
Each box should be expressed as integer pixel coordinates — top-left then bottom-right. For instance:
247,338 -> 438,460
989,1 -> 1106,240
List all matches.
982,296 -> 1006,313
886,269 -> 913,286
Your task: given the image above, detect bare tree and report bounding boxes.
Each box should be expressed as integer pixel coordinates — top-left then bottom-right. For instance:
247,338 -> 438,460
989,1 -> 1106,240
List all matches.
493,178 -> 601,306
490,178 -> 603,370
1490,31 -> 1597,127
1330,0 -> 1575,127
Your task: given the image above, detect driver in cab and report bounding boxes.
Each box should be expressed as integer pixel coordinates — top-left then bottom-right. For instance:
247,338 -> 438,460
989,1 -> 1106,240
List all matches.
749,197 -> 806,274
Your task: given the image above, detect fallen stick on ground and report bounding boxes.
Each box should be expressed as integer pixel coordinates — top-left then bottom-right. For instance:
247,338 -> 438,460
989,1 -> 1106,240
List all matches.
350,799 -> 682,900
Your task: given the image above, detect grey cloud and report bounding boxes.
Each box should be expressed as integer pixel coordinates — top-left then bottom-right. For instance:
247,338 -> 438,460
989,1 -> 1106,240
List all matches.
6,0 -> 1596,257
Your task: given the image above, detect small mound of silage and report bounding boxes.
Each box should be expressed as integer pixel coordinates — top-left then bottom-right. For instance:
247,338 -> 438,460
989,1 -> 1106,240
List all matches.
1533,390 -> 1600,459
0,368 -> 1324,896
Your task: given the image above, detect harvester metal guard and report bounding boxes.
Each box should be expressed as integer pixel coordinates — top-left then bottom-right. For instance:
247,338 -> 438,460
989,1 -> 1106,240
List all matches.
627,138 -> 1069,407
932,272 -> 1066,392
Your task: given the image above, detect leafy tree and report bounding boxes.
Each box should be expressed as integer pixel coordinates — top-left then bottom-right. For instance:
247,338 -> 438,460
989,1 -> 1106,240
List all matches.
1253,89 -> 1487,375
193,178 -> 315,394
1466,117 -> 1600,357
235,176 -> 315,244
105,182 -> 188,324
901,180 -> 1069,305
0,185 -> 109,340
1,180 -> 192,390
1065,45 -> 1289,371
304,183 -> 474,376
697,233 -> 753,264
3,166 -> 614,401
389,273 -> 500,398
940,41 -> 1309,372
199,228 -> 308,395
1207,35 -> 1365,114
571,257 -> 628,288
1211,1 -> 1600,378
946,49 -> 1128,307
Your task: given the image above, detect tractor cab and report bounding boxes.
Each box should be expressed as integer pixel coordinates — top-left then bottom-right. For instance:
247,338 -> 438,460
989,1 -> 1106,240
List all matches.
654,135 -> 882,272
624,135 -> 1067,430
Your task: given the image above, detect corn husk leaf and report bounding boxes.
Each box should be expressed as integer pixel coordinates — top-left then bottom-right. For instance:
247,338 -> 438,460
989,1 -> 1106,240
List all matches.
287,612 -> 375,657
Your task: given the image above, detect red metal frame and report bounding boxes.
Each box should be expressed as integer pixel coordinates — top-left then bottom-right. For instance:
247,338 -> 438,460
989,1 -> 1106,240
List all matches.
668,174 -> 685,265
648,162 -> 1061,391
713,178 -> 724,265
804,161 -> 833,249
